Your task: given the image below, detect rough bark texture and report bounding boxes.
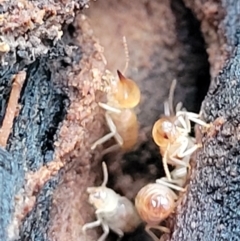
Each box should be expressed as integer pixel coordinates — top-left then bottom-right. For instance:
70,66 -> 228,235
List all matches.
171,1 -> 240,241
171,47 -> 240,241
0,1 -> 107,241
0,0 -> 88,65
0,0 -> 239,241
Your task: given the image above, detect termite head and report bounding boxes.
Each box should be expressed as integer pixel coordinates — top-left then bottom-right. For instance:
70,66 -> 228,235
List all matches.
86,162 -> 119,212
135,183 -> 176,225
152,117 -> 177,148
112,70 -> 141,109
87,186 -> 119,211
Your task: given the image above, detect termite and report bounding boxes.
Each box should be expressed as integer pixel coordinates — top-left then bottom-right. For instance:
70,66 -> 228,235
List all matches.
91,37 -> 141,153
135,166 -> 186,241
152,79 -> 209,181
82,162 -> 141,241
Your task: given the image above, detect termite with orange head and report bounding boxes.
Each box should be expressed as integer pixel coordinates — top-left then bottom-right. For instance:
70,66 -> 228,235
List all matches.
152,79 -> 210,181
91,37 -> 141,154
82,162 -> 141,241
135,165 -> 187,241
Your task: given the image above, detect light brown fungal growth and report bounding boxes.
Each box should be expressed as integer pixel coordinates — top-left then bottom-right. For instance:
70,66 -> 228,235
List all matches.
0,71 -> 26,147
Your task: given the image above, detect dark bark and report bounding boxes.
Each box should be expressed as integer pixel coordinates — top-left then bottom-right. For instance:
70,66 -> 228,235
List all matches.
171,44 -> 240,241
0,1 -> 97,240
0,42 -> 73,241
171,1 -> 240,241
0,147 -> 16,241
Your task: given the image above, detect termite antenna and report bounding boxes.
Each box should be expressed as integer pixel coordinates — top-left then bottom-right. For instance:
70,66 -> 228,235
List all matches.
122,36 -> 129,75
101,162 -> 108,187
168,79 -> 177,116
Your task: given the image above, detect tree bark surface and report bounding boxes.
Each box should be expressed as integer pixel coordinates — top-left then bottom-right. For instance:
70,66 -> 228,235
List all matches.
171,1 -> 240,241
0,1 -> 240,241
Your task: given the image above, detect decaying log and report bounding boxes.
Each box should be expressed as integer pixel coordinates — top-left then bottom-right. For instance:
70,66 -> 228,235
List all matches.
1,0 -> 240,241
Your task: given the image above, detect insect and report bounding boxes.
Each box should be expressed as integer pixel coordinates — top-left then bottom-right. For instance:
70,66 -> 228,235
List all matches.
91,37 -> 141,153
135,166 -> 186,241
152,79 -> 209,181
82,162 -> 141,241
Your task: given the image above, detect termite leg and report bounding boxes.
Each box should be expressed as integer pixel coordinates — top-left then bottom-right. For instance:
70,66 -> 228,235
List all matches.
168,136 -> 199,167
98,102 -> 121,114
156,178 -> 186,192
98,222 -> 110,241
168,154 -> 189,167
91,102 -> 124,150
100,144 -> 120,157
145,225 -> 170,241
91,132 -> 115,150
91,112 -> 123,150
177,114 -> 191,133
176,111 -> 210,128
104,112 -> 123,146
82,220 -> 101,233
178,143 -> 202,158
171,166 -> 188,180
162,148 -> 172,181
111,226 -> 124,241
